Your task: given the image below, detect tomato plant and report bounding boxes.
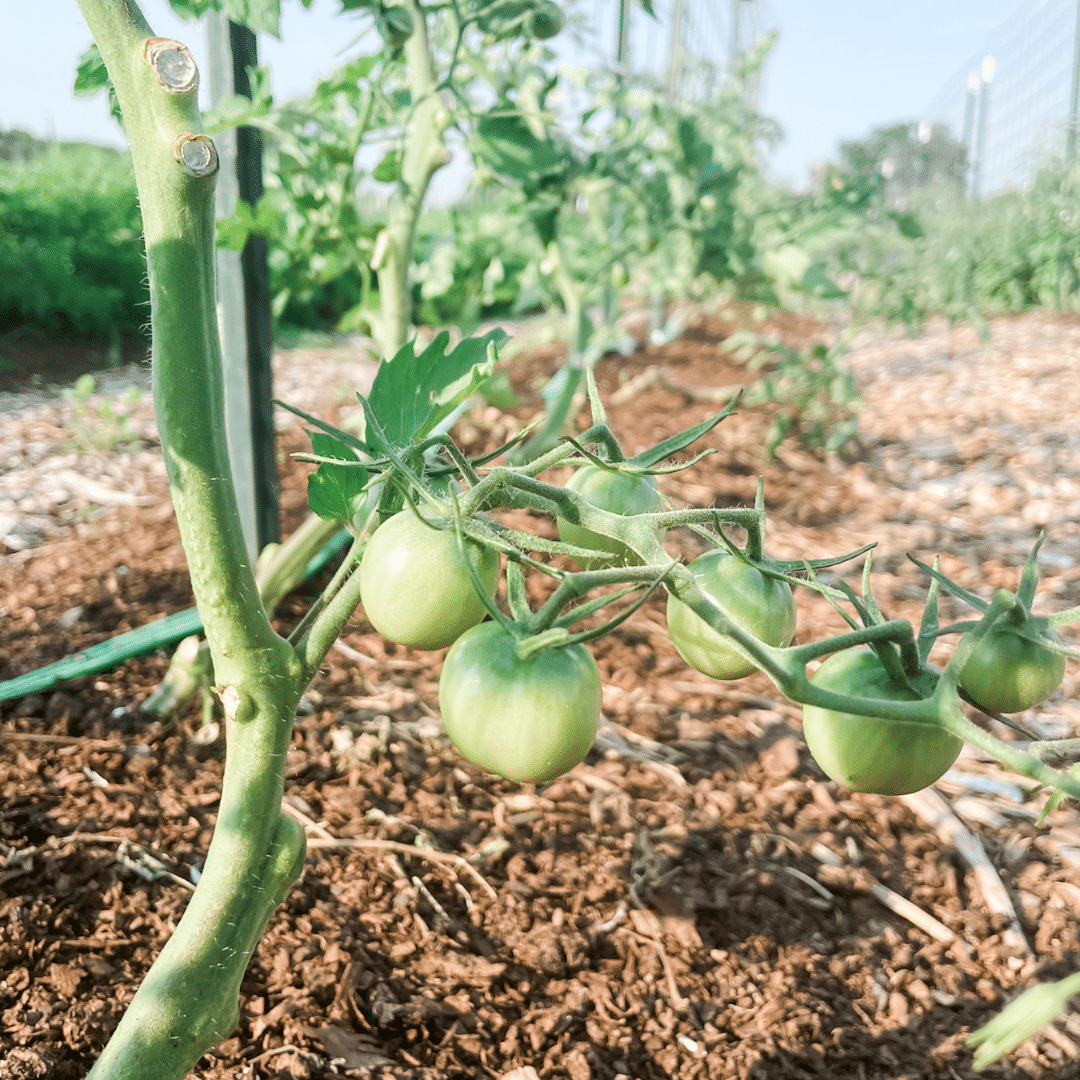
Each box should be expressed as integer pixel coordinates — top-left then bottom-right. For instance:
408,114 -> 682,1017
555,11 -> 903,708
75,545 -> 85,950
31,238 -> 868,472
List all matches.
666,550 -> 797,680
802,648 -> 962,796
958,626 -> 1066,714
359,508 -> 500,650
438,620 -> 601,783
555,465 -> 661,569
74,2 -> 1080,1077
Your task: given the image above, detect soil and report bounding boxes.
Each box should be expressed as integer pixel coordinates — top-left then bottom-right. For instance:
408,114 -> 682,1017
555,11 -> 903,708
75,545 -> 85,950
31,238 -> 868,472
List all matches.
2,307 -> 1080,1080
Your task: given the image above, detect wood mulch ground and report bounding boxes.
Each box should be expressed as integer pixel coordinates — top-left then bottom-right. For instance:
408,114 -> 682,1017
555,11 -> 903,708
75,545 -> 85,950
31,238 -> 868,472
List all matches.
2,307 -> 1080,1079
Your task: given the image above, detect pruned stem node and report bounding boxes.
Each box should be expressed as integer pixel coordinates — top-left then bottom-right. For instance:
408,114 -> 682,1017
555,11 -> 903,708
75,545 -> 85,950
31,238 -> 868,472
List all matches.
174,133 -> 219,177
143,37 -> 199,93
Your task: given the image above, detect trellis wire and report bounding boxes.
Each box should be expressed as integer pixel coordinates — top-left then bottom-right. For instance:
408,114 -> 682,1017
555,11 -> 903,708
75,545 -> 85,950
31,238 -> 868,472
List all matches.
583,0 -> 771,103
923,0 -> 1080,196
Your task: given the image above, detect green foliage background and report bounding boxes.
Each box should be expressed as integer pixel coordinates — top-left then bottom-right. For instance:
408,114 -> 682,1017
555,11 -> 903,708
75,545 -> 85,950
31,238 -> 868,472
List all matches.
0,138 -> 148,337
846,159 -> 1080,328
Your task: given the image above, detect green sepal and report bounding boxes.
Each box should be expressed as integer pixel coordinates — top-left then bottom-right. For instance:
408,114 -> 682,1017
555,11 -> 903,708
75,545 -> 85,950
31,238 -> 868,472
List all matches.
274,400 -> 368,455
1017,532 -> 1045,610
553,584 -> 644,630
908,553 -> 990,613
910,551 -> 1080,658
559,559 -> 677,648
916,559 -> 942,664
769,541 -> 876,575
1037,761 -> 1080,822
624,397 -> 740,469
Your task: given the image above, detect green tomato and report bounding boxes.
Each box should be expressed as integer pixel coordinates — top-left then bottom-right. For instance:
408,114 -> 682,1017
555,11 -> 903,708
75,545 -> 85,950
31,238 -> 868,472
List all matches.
528,0 -> 564,39
476,0 -> 530,33
377,5 -> 414,48
666,551 -> 796,680
802,648 -> 962,796
439,620 -> 601,783
958,626 -> 1066,714
359,509 -> 500,651
555,465 -> 662,569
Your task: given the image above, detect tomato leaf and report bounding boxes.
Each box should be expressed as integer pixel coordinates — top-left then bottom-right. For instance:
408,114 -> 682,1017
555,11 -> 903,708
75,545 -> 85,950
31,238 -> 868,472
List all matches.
167,0 -> 281,36
363,329 -> 507,449
306,433 -> 368,523
73,45 -> 124,129
372,149 -> 402,184
473,109 -> 572,184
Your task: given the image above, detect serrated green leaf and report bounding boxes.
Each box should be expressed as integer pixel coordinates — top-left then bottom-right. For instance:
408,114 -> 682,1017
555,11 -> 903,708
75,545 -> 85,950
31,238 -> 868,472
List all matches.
216,200 -> 256,250
223,0 -> 281,35
365,329 -> 507,449
474,110 -> 570,183
74,44 -> 123,128
306,433 -> 367,522
73,44 -> 110,96
477,371 -> 519,409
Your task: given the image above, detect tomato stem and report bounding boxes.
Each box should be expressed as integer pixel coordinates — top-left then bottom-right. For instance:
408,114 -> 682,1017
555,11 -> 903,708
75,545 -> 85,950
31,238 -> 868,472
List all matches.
76,3 -> 308,1076
937,700 -> 1080,803
290,535 -> 367,682
516,627 -> 572,658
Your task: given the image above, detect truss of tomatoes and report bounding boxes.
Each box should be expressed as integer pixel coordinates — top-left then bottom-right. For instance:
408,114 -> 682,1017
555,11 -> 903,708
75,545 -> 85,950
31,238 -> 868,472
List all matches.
356,471 -> 1071,793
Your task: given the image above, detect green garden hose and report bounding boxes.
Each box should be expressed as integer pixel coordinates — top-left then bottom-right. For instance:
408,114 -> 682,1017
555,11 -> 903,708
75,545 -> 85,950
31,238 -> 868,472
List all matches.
0,528 -> 350,703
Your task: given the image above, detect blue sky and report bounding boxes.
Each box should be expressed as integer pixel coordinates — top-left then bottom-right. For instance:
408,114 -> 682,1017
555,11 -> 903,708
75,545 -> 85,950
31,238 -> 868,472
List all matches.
0,0 -> 1026,190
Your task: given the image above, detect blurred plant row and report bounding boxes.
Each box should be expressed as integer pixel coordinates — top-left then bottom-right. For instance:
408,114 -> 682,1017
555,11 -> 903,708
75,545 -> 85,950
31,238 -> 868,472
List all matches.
5,3 -> 1080,446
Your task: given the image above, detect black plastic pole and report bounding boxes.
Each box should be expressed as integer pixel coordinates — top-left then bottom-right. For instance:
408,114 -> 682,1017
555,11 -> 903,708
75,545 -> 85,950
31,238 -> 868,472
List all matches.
229,21 -> 280,547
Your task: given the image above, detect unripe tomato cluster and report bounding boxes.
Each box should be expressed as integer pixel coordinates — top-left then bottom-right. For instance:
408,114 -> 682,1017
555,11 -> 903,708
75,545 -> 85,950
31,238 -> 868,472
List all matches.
357,472 -> 1068,793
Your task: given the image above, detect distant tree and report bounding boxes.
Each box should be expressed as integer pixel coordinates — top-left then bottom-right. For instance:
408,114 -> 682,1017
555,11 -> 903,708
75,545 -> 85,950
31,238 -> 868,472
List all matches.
0,128 -> 50,164
838,121 -> 968,207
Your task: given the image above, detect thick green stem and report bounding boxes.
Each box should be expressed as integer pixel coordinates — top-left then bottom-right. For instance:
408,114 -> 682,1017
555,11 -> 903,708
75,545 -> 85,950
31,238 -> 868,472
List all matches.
374,0 -> 449,357
255,512 -> 342,614
77,3 -> 308,1077
292,536 -> 369,683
